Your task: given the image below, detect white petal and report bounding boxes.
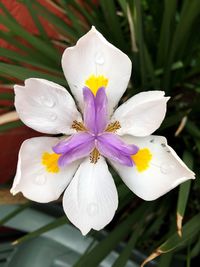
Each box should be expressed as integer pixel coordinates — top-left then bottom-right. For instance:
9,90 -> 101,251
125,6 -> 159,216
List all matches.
14,78 -> 81,134
62,26 -> 131,115
11,137 -> 80,203
111,135 -> 195,201
63,157 -> 118,235
112,91 -> 170,136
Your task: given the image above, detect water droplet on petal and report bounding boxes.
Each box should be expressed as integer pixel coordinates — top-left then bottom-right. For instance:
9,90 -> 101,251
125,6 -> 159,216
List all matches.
39,95 -> 55,108
160,163 -> 175,175
49,113 -> 57,121
34,175 -> 46,185
87,203 -> 98,216
95,52 -> 104,65
124,119 -> 131,128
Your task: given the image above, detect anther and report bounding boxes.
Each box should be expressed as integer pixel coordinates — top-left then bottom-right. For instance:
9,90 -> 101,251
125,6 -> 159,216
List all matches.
90,148 -> 100,164
105,121 -> 121,133
71,120 -> 87,132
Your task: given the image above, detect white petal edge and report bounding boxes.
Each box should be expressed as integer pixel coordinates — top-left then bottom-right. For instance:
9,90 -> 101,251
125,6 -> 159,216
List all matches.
11,137 -> 80,203
110,135 -> 195,201
63,156 -> 118,235
62,26 -> 132,115
14,78 -> 81,134
112,91 -> 170,136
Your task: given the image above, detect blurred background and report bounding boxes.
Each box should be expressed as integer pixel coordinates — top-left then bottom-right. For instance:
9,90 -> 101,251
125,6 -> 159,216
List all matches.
0,0 -> 199,266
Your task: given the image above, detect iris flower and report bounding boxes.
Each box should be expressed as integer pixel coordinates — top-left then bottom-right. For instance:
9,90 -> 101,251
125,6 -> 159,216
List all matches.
11,27 -> 195,235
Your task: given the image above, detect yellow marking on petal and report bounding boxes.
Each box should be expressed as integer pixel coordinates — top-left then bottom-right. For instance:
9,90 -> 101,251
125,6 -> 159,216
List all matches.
131,148 -> 152,172
42,152 -> 61,173
85,75 -> 108,95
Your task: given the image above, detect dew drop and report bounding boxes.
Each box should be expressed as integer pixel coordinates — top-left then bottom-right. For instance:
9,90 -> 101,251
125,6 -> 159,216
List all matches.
160,163 -> 175,175
95,52 -> 104,65
39,95 -> 55,108
87,203 -> 98,216
34,175 -> 46,185
49,113 -> 57,121
125,119 -> 132,128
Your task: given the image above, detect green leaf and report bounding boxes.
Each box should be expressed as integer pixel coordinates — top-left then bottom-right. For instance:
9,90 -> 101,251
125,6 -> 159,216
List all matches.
142,199 -> 170,241
100,0 -> 126,49
134,0 -> 146,87
195,139 -> 200,154
142,213 -> 200,266
159,113 -> 183,130
186,121 -> 200,139
23,0 -> 50,41
0,48 -> 61,74
158,252 -> 173,267
73,202 -> 154,267
66,0 -> 97,28
0,31 -> 55,66
176,151 -> 193,236
156,0 -> 177,68
117,184 -> 133,212
13,216 -> 67,245
187,244 -> 191,267
58,0 -> 86,36
0,2 -> 59,65
112,226 -> 143,267
0,63 -> 66,86
155,61 -> 184,76
0,92 -> 14,101
0,203 -> 30,226
0,120 -> 23,132
162,0 -> 200,91
161,214 -> 200,251
30,1 -> 79,41
191,236 -> 200,258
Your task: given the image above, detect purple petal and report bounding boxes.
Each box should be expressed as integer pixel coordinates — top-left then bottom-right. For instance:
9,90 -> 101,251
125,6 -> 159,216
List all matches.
97,140 -> 133,166
53,132 -> 94,154
53,132 -> 95,166
83,87 -> 96,133
58,140 -> 95,166
98,133 -> 138,155
95,87 -> 108,133
96,133 -> 139,167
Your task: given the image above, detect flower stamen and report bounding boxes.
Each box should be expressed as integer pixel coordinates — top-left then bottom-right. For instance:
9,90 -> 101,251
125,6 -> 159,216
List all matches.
105,121 -> 121,133
72,120 -> 87,132
90,147 -> 100,164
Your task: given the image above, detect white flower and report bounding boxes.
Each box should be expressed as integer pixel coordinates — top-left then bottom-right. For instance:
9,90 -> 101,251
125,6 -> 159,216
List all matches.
11,26 -> 195,235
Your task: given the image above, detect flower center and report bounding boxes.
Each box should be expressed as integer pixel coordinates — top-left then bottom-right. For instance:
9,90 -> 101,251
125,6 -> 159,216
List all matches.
53,85 -> 138,168
71,120 -> 121,164
72,120 -> 121,134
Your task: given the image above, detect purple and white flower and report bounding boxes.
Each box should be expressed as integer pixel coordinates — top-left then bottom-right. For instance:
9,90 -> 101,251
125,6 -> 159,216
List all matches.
11,26 -> 195,235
